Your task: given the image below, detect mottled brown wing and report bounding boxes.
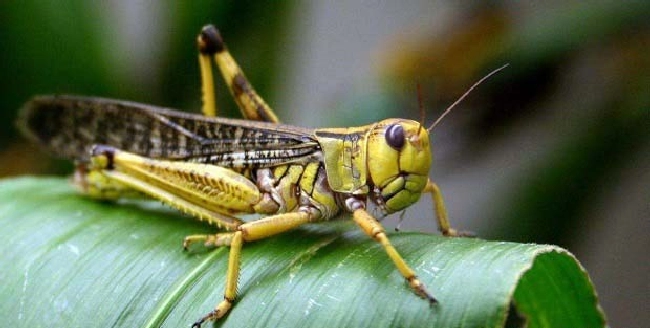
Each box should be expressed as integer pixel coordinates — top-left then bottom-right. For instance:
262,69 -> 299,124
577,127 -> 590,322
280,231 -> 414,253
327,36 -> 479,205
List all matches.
18,95 -> 320,168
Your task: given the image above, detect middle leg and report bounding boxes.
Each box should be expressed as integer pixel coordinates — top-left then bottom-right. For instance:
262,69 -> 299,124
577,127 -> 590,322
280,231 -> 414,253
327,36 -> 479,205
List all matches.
189,210 -> 314,326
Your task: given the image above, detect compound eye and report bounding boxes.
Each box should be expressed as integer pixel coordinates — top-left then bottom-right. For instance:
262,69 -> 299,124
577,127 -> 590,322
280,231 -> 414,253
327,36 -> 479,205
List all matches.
385,124 -> 405,150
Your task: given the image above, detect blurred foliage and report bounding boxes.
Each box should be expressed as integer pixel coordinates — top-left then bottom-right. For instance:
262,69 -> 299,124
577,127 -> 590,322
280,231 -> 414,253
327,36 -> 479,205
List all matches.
0,1 -> 292,176
377,2 -> 649,247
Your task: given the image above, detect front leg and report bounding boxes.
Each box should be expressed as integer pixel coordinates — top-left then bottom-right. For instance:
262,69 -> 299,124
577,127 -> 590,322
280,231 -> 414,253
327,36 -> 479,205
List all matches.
347,199 -> 437,304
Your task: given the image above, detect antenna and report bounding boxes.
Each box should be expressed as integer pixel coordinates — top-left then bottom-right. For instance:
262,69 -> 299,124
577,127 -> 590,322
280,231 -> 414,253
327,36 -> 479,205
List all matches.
428,63 -> 509,131
417,82 -> 425,135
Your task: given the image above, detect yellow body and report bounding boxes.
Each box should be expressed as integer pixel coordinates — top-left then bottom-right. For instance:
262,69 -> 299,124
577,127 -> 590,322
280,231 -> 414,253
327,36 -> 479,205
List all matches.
18,25 -> 467,327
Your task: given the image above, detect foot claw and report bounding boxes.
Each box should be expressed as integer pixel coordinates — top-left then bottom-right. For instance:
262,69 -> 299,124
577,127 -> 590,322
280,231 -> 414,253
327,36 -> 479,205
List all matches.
191,309 -> 220,328
191,315 -> 207,328
426,293 -> 438,305
408,276 -> 439,306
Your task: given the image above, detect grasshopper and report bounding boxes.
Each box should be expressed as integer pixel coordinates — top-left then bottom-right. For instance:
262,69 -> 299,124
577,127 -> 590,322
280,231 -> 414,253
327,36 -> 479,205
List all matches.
19,25 -> 502,327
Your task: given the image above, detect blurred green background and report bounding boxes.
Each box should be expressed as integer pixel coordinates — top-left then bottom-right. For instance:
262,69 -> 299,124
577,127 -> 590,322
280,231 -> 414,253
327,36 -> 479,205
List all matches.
1,2 -> 648,327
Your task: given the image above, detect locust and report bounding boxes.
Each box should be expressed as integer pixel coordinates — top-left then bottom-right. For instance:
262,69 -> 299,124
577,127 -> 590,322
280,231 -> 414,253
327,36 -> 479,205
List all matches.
18,25 -> 504,327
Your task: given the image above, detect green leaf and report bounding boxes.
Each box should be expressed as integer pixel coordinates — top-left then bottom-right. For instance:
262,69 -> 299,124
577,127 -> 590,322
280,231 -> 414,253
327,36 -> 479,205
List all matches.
0,177 -> 605,327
